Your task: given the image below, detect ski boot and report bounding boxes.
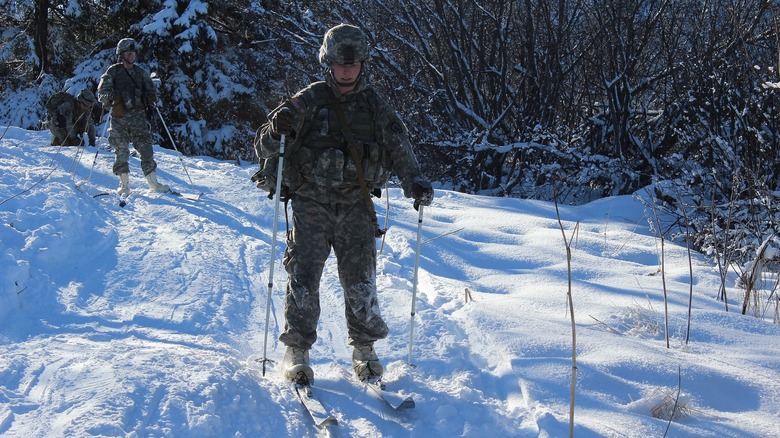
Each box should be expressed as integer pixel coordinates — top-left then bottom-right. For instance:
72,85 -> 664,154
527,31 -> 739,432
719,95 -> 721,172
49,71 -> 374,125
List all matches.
352,343 -> 383,382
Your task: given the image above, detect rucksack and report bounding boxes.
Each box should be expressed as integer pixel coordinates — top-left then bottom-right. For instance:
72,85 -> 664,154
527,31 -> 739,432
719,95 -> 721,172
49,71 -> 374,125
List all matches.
46,92 -> 74,115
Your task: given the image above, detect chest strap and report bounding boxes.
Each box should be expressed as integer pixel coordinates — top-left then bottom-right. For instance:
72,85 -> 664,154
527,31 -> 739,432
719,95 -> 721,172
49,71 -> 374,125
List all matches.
326,87 -> 385,237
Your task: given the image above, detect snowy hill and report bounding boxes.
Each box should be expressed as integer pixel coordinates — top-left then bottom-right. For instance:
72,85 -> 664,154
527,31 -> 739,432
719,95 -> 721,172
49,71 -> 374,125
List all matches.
1,127 -> 779,437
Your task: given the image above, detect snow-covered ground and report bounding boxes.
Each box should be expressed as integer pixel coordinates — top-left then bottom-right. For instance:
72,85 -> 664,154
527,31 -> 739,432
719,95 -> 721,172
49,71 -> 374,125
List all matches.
1,126 -> 778,437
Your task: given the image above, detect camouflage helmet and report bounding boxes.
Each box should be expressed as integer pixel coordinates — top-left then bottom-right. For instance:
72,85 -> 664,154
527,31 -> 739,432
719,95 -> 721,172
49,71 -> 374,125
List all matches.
116,38 -> 141,55
318,24 -> 369,65
77,89 -> 96,105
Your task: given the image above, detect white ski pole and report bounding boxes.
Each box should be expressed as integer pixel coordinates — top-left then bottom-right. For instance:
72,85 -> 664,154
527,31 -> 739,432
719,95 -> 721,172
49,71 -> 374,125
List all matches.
67,109 -> 93,177
407,204 -> 424,366
155,106 -> 196,188
261,134 -> 286,376
80,108 -> 110,188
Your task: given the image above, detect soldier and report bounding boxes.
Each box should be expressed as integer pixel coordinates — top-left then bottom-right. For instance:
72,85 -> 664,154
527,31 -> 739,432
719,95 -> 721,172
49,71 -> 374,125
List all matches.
255,24 -> 434,385
97,37 -> 169,195
47,89 -> 97,147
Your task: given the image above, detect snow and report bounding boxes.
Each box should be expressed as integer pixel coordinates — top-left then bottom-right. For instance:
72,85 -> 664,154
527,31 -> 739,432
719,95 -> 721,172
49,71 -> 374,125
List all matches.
143,0 -> 179,36
1,126 -> 779,437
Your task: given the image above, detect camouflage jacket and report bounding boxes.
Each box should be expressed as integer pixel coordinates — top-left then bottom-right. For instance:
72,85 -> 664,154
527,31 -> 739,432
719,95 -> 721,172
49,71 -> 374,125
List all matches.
51,95 -> 96,144
255,76 -> 424,205
97,63 -> 156,117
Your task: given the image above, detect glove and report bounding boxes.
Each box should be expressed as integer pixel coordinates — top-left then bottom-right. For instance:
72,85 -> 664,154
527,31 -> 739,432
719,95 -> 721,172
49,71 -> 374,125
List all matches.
251,158 -> 278,197
411,180 -> 434,210
145,92 -> 157,107
271,107 -> 294,136
100,93 -> 114,110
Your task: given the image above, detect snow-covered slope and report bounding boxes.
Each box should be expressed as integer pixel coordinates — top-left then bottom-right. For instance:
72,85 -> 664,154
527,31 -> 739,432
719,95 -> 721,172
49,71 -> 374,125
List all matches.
1,127 -> 778,437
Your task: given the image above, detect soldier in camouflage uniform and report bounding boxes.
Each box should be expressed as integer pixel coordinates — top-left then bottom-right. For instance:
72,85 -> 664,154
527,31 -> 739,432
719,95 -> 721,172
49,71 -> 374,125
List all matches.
255,24 -> 434,385
97,37 -> 169,195
48,89 -> 97,147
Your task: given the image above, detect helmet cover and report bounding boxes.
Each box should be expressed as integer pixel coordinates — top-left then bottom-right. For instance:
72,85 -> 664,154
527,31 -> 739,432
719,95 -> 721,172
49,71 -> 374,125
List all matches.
318,24 -> 369,64
116,38 -> 141,55
77,89 -> 96,105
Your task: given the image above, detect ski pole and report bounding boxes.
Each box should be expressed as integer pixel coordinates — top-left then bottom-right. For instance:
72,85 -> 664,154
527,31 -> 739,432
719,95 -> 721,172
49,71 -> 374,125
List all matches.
66,109 -> 92,176
407,204 -> 424,366
261,133 -> 286,376
80,107 -> 110,188
155,106 -> 196,188
379,181 -> 390,255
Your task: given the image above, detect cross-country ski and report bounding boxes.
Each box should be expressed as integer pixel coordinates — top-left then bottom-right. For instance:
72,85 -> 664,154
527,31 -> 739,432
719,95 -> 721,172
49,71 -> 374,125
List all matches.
365,379 -> 415,410
293,383 -> 338,428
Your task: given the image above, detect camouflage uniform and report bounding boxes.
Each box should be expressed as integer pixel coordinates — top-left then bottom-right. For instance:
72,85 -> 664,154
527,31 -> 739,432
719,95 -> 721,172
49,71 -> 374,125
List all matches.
255,72 -> 426,350
49,94 -> 96,146
97,62 -> 158,176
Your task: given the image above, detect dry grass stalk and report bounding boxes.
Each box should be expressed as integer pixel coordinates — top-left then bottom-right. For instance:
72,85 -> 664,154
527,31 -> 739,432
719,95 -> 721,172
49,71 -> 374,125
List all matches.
651,389 -> 692,422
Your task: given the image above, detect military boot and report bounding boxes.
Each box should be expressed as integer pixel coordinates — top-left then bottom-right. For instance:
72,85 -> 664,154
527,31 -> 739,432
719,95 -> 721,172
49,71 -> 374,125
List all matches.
117,173 -> 130,195
284,347 -> 314,385
352,343 -> 383,382
144,171 -> 170,192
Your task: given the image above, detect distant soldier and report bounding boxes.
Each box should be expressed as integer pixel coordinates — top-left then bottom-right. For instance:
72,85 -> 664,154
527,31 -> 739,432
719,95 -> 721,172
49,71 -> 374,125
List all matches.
47,89 -> 97,147
97,37 -> 169,195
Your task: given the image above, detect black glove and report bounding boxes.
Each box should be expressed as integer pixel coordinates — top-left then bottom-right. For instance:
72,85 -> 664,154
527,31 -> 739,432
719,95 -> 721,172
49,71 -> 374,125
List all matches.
271,107 -> 294,136
411,180 -> 434,210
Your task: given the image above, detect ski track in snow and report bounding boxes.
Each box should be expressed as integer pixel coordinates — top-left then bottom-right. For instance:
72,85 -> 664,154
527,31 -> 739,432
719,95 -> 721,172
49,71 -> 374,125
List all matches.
1,127 -> 780,437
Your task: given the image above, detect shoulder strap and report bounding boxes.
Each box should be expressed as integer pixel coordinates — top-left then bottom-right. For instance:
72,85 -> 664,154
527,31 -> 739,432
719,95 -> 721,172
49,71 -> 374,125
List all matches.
326,86 -> 385,237
122,67 -> 143,91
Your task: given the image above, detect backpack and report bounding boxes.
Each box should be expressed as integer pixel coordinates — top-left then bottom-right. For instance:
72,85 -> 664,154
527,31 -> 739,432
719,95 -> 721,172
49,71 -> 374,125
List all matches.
46,92 -> 74,116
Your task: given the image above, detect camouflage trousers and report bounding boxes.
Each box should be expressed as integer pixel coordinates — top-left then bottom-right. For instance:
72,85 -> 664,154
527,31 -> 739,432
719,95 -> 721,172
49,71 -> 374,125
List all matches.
108,109 -> 157,176
279,196 -> 389,349
49,126 -> 82,146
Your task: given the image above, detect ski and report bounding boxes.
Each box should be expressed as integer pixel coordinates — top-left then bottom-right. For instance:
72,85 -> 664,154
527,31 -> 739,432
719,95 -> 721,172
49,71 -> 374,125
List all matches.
293,383 -> 338,428
364,378 -> 415,410
74,181 -> 110,199
115,189 -> 199,207
180,192 -> 203,201
167,188 -> 202,201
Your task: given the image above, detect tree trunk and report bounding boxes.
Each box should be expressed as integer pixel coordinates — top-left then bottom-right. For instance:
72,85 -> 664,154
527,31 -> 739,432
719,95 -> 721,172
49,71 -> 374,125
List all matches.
34,0 -> 49,76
